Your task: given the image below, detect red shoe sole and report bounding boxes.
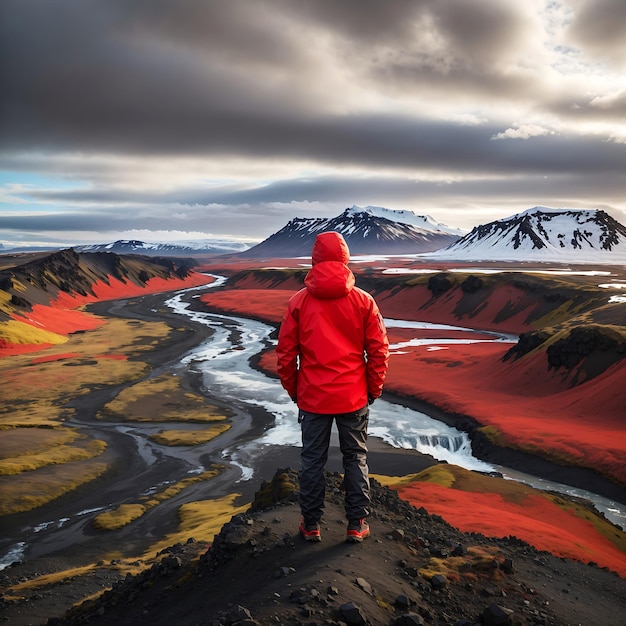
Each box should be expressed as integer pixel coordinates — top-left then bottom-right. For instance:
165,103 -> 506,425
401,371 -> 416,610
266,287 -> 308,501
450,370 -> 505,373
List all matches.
346,529 -> 370,543
299,524 -> 321,542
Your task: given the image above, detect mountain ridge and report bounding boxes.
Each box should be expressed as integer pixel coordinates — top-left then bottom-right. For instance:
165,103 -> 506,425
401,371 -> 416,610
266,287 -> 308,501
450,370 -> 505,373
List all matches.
429,206 -> 626,262
239,206 -> 461,257
75,238 -> 252,256
5,204 -> 626,262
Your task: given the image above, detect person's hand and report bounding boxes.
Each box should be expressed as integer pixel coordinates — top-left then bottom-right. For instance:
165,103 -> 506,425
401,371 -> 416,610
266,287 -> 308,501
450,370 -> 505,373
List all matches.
368,395 -> 376,405
290,396 -> 297,404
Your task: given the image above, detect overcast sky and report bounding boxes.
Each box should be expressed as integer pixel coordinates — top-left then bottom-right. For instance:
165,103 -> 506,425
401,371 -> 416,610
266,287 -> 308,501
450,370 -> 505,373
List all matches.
1,0 -> 626,247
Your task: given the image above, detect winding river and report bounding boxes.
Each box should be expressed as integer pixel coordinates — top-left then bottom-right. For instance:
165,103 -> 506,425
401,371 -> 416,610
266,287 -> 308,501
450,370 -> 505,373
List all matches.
167,281 -> 625,530
1,279 -> 624,571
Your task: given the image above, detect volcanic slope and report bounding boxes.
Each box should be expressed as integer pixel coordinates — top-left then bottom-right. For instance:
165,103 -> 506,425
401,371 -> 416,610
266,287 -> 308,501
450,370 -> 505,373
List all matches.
49,469 -> 626,626
0,248 -> 209,353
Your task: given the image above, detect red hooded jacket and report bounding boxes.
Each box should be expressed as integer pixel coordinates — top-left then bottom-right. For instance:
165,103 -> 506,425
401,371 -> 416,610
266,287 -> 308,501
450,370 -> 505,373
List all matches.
276,231 -> 389,414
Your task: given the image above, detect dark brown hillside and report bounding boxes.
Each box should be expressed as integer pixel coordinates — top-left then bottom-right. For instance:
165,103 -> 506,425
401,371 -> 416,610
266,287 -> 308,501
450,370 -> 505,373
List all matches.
49,469 -> 626,626
0,248 -> 195,322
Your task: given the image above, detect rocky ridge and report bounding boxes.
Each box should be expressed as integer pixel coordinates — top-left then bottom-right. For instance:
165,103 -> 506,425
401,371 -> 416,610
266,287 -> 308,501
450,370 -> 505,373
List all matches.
0,248 -> 195,322
431,207 -> 626,261
47,469 -> 626,626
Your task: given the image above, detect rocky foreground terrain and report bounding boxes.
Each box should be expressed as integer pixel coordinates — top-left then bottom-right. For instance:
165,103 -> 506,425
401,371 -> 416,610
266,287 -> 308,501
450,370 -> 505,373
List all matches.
39,469 -> 625,626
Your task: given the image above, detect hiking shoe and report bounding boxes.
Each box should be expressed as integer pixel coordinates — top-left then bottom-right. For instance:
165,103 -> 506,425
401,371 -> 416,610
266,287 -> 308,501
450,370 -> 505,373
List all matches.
346,518 -> 370,543
299,519 -> 321,542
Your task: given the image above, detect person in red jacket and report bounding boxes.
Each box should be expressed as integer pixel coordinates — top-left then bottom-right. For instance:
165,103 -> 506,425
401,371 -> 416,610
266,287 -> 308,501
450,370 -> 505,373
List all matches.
277,231 -> 389,543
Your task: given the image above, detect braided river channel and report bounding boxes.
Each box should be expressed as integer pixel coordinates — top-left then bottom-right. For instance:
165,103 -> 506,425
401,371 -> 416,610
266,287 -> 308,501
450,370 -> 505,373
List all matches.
1,278 -> 624,571
168,279 -> 624,530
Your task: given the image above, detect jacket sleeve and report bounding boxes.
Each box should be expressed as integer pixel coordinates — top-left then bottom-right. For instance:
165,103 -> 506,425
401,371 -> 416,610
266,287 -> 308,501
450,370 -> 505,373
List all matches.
276,302 -> 300,401
364,298 -> 389,400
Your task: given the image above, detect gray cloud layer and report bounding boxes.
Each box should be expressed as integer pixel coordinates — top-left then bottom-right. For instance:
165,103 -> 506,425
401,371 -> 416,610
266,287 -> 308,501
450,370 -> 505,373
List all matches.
1,0 -> 625,243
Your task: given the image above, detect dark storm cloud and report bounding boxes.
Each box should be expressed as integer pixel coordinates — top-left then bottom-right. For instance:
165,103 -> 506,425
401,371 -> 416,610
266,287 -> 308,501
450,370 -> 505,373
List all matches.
0,0 -> 603,159
8,116 -> 624,180
0,0 -> 533,131
1,0 -> 626,244
0,0 -> 320,151
567,0 -> 626,66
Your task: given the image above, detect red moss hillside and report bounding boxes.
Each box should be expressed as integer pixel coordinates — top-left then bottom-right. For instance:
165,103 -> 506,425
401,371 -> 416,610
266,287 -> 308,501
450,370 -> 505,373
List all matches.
0,248 -> 214,356
387,465 -> 626,578
385,342 -> 626,485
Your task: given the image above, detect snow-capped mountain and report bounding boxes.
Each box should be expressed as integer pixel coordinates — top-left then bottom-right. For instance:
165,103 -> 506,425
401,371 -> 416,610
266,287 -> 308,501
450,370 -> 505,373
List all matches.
76,239 -> 252,257
240,206 -> 462,257
429,207 -> 626,262
345,205 -> 465,236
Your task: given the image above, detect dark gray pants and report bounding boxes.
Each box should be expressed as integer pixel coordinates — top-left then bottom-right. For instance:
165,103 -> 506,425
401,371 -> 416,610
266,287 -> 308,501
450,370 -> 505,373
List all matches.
299,405 -> 370,523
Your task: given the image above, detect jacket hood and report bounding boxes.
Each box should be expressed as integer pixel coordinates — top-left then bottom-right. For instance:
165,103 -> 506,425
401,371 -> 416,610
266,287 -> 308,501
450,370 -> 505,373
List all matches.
311,231 -> 350,266
306,232 -> 354,299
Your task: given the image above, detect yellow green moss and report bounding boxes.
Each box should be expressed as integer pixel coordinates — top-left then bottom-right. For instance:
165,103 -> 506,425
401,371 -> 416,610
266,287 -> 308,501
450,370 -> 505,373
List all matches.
92,504 -> 147,531
92,468 -> 224,532
0,460 -> 109,515
144,494 -> 249,558
148,424 -> 230,446
0,427 -> 79,459
547,494 -> 626,554
0,438 -> 107,476
0,320 -> 67,346
99,373 -> 228,423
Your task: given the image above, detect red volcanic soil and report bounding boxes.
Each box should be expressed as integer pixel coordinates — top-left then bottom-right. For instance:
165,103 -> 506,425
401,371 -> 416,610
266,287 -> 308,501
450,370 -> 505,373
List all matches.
392,480 -> 626,577
30,352 -> 83,364
49,273 -> 215,309
14,303 -> 106,336
375,282 -> 536,334
2,272 -> 215,357
0,343 -> 57,357
200,289 -> 295,324
386,342 -> 626,485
